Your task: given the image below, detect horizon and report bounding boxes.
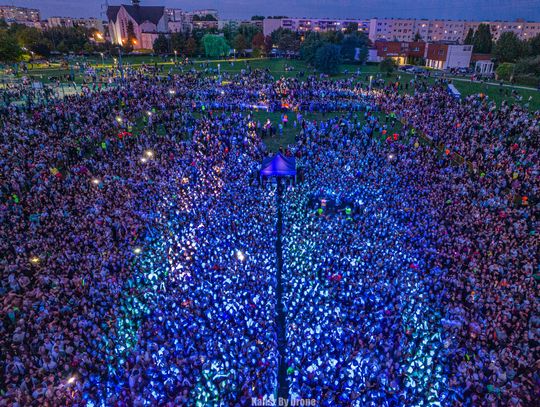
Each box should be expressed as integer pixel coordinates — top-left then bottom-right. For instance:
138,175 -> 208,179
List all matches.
4,0 -> 540,22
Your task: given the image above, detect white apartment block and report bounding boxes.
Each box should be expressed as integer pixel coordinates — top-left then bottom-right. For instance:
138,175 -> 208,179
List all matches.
263,18 -> 370,37
369,18 -> 540,43
264,17 -> 540,44
0,5 -> 40,23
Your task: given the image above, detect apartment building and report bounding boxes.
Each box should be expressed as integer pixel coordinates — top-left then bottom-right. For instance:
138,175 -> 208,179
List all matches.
0,5 -> 40,23
425,44 -> 473,69
369,18 -> 540,43
373,41 -> 427,64
263,18 -> 370,37
264,16 -> 540,44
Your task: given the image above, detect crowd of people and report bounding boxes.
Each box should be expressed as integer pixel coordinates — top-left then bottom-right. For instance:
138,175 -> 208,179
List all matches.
0,64 -> 538,407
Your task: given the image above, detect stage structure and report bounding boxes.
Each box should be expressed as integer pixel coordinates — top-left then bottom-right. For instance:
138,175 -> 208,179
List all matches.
260,153 -> 297,184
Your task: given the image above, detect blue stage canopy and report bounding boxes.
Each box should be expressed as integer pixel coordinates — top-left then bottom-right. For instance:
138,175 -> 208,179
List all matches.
260,153 -> 297,177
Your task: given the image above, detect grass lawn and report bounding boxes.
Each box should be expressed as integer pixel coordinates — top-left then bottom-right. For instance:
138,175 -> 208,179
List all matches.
3,56 -> 539,110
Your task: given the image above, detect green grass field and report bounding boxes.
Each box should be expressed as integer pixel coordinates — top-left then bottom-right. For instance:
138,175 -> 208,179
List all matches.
3,56 -> 539,110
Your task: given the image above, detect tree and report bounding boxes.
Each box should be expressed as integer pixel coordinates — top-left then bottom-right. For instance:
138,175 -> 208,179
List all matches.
495,62 -> 514,81
251,15 -> 265,21
252,32 -> 266,56
322,30 -> 344,44
344,22 -> 358,34
494,32 -> 524,63
202,34 -> 229,58
526,33 -> 540,57
233,34 -> 248,54
472,24 -> 492,53
30,40 -> 52,58
271,28 -> 300,53
464,28 -> 474,45
380,57 -> 397,74
237,24 -> 261,44
278,31 -> 300,53
222,22 -> 237,44
514,56 -> 540,77
340,32 -> 369,63
185,37 -> 197,56
314,44 -> 342,75
0,31 -> 23,63
264,35 -> 273,55
300,32 -> 324,65
42,26 -> 92,53
171,32 -> 186,54
126,20 -> 137,49
153,34 -> 169,54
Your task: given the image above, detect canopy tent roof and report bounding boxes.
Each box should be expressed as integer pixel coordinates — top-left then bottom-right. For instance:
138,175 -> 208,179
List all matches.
260,153 -> 296,177
447,83 -> 461,100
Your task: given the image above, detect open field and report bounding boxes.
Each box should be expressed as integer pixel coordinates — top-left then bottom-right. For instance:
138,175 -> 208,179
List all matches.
3,57 -> 540,110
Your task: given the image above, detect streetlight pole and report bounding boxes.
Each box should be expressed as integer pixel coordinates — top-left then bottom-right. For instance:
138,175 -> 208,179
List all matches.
174,50 -> 178,65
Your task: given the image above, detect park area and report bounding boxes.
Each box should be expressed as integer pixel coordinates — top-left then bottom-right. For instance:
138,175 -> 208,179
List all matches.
1,52 -> 539,407
2,56 -> 540,135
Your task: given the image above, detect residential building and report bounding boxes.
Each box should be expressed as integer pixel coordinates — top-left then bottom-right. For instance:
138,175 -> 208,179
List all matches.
263,18 -> 370,37
219,19 -> 263,30
264,17 -> 540,43
369,18 -> 540,43
373,41 -> 427,64
0,5 -> 40,23
425,44 -> 473,69
166,8 -> 190,32
185,9 -> 219,30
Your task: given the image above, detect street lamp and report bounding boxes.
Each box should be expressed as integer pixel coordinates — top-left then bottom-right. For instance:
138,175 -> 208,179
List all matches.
174,50 -> 178,64
100,52 -> 105,67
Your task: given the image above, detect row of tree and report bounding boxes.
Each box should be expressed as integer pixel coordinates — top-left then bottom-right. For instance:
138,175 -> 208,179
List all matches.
153,22 -> 269,59
464,23 -> 540,63
0,20 -> 111,62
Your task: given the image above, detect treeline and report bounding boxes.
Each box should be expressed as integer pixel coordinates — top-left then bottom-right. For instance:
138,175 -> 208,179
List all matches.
153,22 -> 369,75
465,23 -> 540,84
268,24 -> 369,74
153,23 -> 266,58
0,20 -> 110,63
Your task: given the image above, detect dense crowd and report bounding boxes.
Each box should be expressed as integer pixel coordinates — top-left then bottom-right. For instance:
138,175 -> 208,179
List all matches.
0,66 -> 538,407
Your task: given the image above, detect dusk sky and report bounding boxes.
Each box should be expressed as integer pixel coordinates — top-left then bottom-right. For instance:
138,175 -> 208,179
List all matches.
7,0 -> 540,21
